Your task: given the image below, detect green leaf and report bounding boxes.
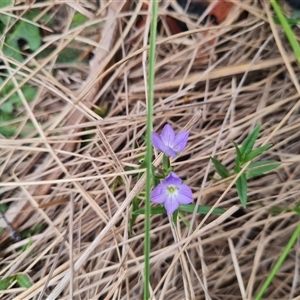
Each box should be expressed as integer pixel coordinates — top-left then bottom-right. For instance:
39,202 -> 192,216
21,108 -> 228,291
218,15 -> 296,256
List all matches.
172,210 -> 178,226
0,227 -> 4,234
243,144 -> 273,163
178,204 -> 226,215
178,211 -> 190,228
240,125 -> 261,159
16,274 -> 32,288
292,207 -> 300,215
246,160 -> 280,179
0,125 -> 16,137
210,157 -> 230,179
0,203 -> 8,213
0,0 -> 13,26
32,224 -> 42,234
21,240 -> 33,252
232,141 -> 242,165
3,13 -> 42,62
70,12 -> 88,29
0,101 -> 14,114
56,48 -> 83,63
8,86 -> 37,106
129,196 -> 139,235
236,173 -> 247,208
132,206 -> 166,215
0,276 -> 14,290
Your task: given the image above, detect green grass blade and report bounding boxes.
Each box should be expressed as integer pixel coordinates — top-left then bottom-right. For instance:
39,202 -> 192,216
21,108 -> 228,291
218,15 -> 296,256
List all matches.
144,1 -> 159,299
236,173 -> 247,208
210,157 -> 230,179
255,223 -> 300,300
270,0 -> 300,64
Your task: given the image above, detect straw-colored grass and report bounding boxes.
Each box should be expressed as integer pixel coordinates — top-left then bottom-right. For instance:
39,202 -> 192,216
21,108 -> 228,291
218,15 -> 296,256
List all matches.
0,1 -> 300,299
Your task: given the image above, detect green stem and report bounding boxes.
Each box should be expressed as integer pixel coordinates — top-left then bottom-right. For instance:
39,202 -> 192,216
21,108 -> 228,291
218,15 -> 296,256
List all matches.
270,0 -> 300,64
255,222 -> 300,300
162,154 -> 170,174
144,1 -> 159,299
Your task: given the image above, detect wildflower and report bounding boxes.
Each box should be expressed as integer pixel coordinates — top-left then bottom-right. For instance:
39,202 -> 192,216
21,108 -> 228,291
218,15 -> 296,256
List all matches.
151,172 -> 193,215
152,124 -> 189,158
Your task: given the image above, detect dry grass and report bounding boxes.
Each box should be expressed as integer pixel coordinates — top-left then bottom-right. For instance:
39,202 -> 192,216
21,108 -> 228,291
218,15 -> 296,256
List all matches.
0,1 -> 300,299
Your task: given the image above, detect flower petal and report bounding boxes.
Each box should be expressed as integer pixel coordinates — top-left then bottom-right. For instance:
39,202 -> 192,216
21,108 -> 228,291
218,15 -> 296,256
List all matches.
151,183 -> 167,204
152,132 -> 166,151
160,124 -> 175,147
164,195 -> 179,215
164,172 -> 182,185
171,131 -> 189,152
162,146 -> 177,158
177,184 -> 193,204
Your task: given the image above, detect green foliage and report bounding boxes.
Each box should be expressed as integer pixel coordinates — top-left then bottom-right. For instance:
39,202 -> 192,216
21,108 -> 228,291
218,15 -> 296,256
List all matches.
0,203 -> 8,213
211,125 -> 280,208
0,6 -> 91,137
18,224 -> 42,252
16,274 -> 32,288
1,7 -> 42,62
178,204 -> 226,215
210,157 -> 230,179
235,173 -> 247,208
70,12 -> 88,29
0,80 -> 37,137
271,0 -> 300,65
0,276 -> 14,290
0,273 -> 32,290
132,204 -> 225,216
246,160 -> 280,179
269,201 -> 300,215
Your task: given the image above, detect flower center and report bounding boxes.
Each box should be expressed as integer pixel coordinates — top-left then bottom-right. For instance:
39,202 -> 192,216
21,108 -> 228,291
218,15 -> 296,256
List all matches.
167,185 -> 177,194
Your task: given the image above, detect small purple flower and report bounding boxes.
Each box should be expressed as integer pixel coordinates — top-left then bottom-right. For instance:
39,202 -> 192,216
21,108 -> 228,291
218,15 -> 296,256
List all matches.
151,172 -> 193,215
152,124 -> 189,158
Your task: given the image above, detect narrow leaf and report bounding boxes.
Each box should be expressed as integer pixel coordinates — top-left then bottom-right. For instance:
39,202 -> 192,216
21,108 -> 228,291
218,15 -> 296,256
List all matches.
243,144 -> 273,163
210,157 -> 230,179
172,210 -> 178,226
129,196 -> 139,234
179,204 -> 226,215
232,141 -> 242,165
0,276 -> 14,290
236,173 -> 247,208
178,211 -> 190,228
240,125 -> 261,159
132,206 -> 166,215
16,274 -> 32,288
246,160 -> 280,179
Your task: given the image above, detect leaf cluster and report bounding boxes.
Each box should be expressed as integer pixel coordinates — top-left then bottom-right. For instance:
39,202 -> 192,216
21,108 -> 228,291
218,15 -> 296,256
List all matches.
211,125 -> 280,208
0,3 -> 90,137
0,273 -> 32,290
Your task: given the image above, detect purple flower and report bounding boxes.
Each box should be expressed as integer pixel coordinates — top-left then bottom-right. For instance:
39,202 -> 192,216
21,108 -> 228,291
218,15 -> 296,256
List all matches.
152,124 -> 189,158
151,172 -> 193,215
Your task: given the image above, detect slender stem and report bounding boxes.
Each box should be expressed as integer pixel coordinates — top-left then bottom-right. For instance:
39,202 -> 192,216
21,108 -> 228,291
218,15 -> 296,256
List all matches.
255,223 -> 300,300
144,1 -> 159,299
270,0 -> 300,64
